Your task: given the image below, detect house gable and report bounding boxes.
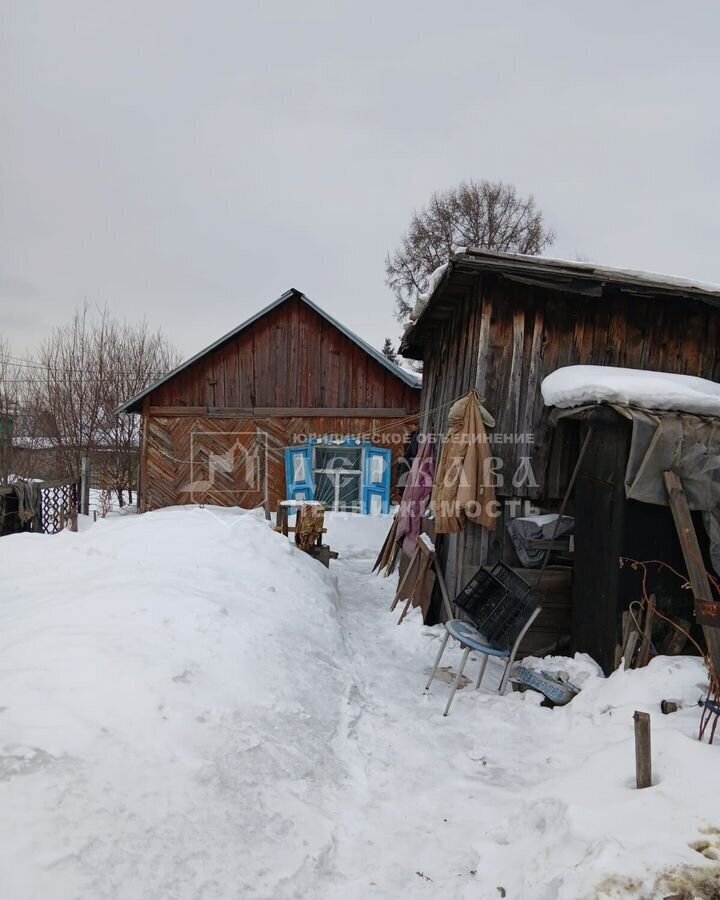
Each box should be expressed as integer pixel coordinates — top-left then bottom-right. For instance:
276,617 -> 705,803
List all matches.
131,291 -> 418,413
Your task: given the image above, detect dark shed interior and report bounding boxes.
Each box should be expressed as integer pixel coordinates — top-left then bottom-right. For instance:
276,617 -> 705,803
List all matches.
570,407 -> 708,673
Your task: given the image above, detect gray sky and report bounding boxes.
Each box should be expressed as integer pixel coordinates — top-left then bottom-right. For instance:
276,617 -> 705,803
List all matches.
2,0 -> 719,361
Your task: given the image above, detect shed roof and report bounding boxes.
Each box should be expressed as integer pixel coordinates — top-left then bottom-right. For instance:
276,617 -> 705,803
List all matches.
401,248 -> 720,357
118,288 -> 420,414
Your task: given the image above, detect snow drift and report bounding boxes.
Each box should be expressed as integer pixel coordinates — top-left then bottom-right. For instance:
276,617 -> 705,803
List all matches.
0,507 -> 350,899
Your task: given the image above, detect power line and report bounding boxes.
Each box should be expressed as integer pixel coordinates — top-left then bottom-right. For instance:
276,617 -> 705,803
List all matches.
2,354 -> 170,378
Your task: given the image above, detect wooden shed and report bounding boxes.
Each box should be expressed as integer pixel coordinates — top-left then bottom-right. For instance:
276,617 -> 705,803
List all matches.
400,248 -> 720,664
119,289 -> 420,514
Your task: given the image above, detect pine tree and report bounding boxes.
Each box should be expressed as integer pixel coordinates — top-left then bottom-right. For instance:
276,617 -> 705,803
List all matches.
382,338 -> 399,365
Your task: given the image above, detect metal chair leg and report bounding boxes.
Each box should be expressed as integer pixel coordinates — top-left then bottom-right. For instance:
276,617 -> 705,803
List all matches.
425,629 -> 450,691
498,658 -> 513,694
498,607 -> 542,694
444,645 -> 471,716
475,653 -> 489,690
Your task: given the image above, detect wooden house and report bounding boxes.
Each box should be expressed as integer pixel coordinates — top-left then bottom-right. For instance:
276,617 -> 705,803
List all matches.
118,289 -> 420,514
400,248 -> 720,667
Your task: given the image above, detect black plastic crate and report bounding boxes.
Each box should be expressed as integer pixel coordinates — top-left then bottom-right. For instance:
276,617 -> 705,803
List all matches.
488,560 -> 535,598
454,562 -> 542,652
455,568 -> 508,621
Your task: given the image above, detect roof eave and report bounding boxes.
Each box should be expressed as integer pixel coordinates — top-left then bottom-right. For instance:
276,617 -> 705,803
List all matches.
400,249 -> 720,356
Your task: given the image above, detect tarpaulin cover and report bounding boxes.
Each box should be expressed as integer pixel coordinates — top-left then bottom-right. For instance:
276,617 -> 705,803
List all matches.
551,403 -> 720,573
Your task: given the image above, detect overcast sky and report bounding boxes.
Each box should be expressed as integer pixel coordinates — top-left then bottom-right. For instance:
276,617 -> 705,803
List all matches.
2,1 -> 719,362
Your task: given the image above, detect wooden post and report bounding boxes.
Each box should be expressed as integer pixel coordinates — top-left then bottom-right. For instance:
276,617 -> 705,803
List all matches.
262,441 -> 271,521
432,558 -> 455,620
70,510 -> 78,533
80,456 -> 91,516
275,504 -> 289,537
633,710 -> 652,788
663,471 -> 720,682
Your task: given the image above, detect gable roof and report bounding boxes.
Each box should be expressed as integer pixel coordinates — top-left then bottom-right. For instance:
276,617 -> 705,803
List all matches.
401,247 -> 720,357
117,289 -> 420,414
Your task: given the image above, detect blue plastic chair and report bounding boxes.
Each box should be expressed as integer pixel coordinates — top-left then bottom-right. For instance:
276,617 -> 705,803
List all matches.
424,563 -> 542,715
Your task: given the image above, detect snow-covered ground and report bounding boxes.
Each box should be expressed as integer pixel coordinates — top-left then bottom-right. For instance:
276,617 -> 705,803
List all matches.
0,507 -> 718,899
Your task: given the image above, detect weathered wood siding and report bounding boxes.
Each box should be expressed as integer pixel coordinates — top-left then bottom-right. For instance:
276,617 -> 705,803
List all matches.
149,294 -> 417,411
416,273 -> 720,594
137,294 -> 420,511
140,413 -> 415,512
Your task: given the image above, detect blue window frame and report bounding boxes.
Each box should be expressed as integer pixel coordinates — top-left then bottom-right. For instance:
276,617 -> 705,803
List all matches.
284,445 -> 315,501
284,440 -> 391,514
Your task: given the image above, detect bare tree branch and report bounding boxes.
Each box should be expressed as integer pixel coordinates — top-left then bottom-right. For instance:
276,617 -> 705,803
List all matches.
385,179 -> 556,320
28,306 -> 179,503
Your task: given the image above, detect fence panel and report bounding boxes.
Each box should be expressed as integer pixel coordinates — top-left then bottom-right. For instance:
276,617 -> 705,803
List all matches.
39,479 -> 80,534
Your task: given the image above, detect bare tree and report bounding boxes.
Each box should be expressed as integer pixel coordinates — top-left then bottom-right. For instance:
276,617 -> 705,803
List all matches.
30,306 -> 111,480
386,179 -> 556,319
29,306 -> 179,505
0,339 -> 21,484
97,320 -> 179,506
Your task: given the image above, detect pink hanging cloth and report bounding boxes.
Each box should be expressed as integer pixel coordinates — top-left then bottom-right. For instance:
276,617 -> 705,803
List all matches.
396,435 -> 435,558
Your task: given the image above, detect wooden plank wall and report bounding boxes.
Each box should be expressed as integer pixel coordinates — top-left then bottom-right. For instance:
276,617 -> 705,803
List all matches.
149,294 -> 418,413
418,274 -> 720,595
140,414 -> 417,512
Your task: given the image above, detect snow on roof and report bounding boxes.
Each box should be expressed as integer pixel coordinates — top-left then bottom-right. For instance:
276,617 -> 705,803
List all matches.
410,262 -> 450,321
542,365 -> 720,417
406,248 -> 720,331
461,248 -> 720,297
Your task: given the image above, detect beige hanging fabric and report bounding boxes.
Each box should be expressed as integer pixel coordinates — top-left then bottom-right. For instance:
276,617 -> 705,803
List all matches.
432,390 -> 497,534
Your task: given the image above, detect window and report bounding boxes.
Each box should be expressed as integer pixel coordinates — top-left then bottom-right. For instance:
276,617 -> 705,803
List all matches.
313,446 -> 362,512
284,441 -> 392,514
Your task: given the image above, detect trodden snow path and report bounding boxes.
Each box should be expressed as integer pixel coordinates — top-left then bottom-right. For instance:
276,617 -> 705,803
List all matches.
309,515 -> 720,900
0,508 -> 718,900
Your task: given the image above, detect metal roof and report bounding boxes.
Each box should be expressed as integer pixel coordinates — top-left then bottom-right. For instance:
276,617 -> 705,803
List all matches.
117,289 -> 420,414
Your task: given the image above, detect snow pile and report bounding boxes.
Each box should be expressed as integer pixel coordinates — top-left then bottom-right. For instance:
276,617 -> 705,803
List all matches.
0,507 -> 350,899
475,656 -> 716,900
392,630 -> 718,900
520,649 -> 604,687
542,364 -> 720,416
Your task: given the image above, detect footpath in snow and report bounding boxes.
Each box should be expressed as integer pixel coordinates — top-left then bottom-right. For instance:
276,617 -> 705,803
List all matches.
0,507 -> 718,900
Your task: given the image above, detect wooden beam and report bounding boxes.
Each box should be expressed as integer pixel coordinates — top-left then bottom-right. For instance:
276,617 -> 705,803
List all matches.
663,470 -> 720,681
148,406 -> 207,416
149,406 -> 412,419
